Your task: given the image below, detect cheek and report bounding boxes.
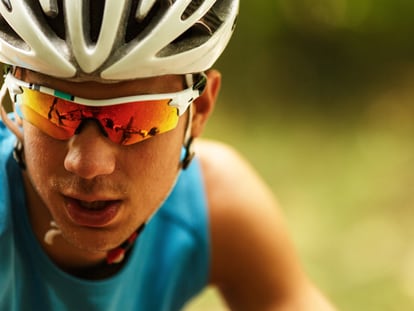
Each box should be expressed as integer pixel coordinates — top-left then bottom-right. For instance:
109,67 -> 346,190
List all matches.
124,129 -> 183,192
23,123 -> 65,190
121,121 -> 186,211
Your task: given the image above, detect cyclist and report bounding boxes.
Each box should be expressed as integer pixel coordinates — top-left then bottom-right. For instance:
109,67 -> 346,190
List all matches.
0,1 -> 335,310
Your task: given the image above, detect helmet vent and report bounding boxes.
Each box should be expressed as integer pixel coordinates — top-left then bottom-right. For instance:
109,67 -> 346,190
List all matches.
156,1 -> 223,57
0,13 -> 29,51
182,0 -> 204,20
1,0 -> 11,12
39,0 -> 58,17
43,1 -> 106,44
125,0 -> 162,43
42,0 -> 65,40
88,0 -> 106,44
182,1 -> 222,35
135,0 -> 163,21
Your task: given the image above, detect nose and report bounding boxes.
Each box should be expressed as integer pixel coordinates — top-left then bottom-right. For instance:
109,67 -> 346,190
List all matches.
64,121 -> 116,179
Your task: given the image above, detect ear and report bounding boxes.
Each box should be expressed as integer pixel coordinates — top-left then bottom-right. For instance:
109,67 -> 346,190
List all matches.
191,69 -> 222,138
0,82 -> 24,141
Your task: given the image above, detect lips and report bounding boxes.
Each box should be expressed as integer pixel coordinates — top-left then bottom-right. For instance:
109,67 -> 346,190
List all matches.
64,197 -> 121,228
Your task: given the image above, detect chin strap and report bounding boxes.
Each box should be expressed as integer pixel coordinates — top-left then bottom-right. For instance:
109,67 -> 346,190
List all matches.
44,221 -> 62,245
44,220 -> 147,265
106,223 -> 146,264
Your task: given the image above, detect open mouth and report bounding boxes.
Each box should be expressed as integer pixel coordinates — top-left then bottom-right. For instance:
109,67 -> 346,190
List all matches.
78,200 -> 113,210
64,197 -> 122,228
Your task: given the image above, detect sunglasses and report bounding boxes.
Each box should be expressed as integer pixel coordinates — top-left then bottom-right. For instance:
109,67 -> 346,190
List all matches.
4,72 -> 207,145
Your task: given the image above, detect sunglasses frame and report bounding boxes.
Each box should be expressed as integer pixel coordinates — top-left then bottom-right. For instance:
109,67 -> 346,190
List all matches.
5,72 -> 207,116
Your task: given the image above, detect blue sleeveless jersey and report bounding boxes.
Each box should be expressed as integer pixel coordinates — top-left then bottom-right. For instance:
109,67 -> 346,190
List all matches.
0,121 -> 210,311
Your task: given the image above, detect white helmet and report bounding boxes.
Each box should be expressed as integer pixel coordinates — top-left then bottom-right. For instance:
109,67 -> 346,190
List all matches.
0,0 -> 238,81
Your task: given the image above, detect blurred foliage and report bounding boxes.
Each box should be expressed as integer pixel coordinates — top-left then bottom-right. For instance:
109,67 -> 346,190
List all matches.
189,1 -> 414,311
217,0 -> 414,116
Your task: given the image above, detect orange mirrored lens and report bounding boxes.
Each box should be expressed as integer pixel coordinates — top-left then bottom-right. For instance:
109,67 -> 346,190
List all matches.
20,88 -> 180,145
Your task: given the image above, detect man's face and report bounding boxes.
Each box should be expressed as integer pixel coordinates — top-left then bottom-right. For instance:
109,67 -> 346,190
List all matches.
18,69 -> 187,255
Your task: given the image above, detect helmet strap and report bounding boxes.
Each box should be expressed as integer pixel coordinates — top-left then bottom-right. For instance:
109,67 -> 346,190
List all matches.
13,140 -> 26,170
181,136 -> 195,170
106,223 -> 146,264
180,73 -> 196,170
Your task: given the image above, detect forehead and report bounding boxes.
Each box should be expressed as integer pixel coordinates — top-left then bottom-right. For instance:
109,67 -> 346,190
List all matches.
15,68 -> 185,99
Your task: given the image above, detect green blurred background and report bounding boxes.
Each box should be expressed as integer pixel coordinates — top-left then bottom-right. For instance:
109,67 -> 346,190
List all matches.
186,1 -> 414,310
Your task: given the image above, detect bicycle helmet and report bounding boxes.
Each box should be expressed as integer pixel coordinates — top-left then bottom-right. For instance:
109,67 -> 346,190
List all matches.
0,0 -> 238,81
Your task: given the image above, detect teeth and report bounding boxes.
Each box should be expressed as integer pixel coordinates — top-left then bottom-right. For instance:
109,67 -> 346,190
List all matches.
79,201 -> 107,209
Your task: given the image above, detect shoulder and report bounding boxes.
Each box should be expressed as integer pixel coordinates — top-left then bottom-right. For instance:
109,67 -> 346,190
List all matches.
195,139 -> 336,310
195,139 -> 290,282
195,139 -> 274,209
195,138 -> 285,243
